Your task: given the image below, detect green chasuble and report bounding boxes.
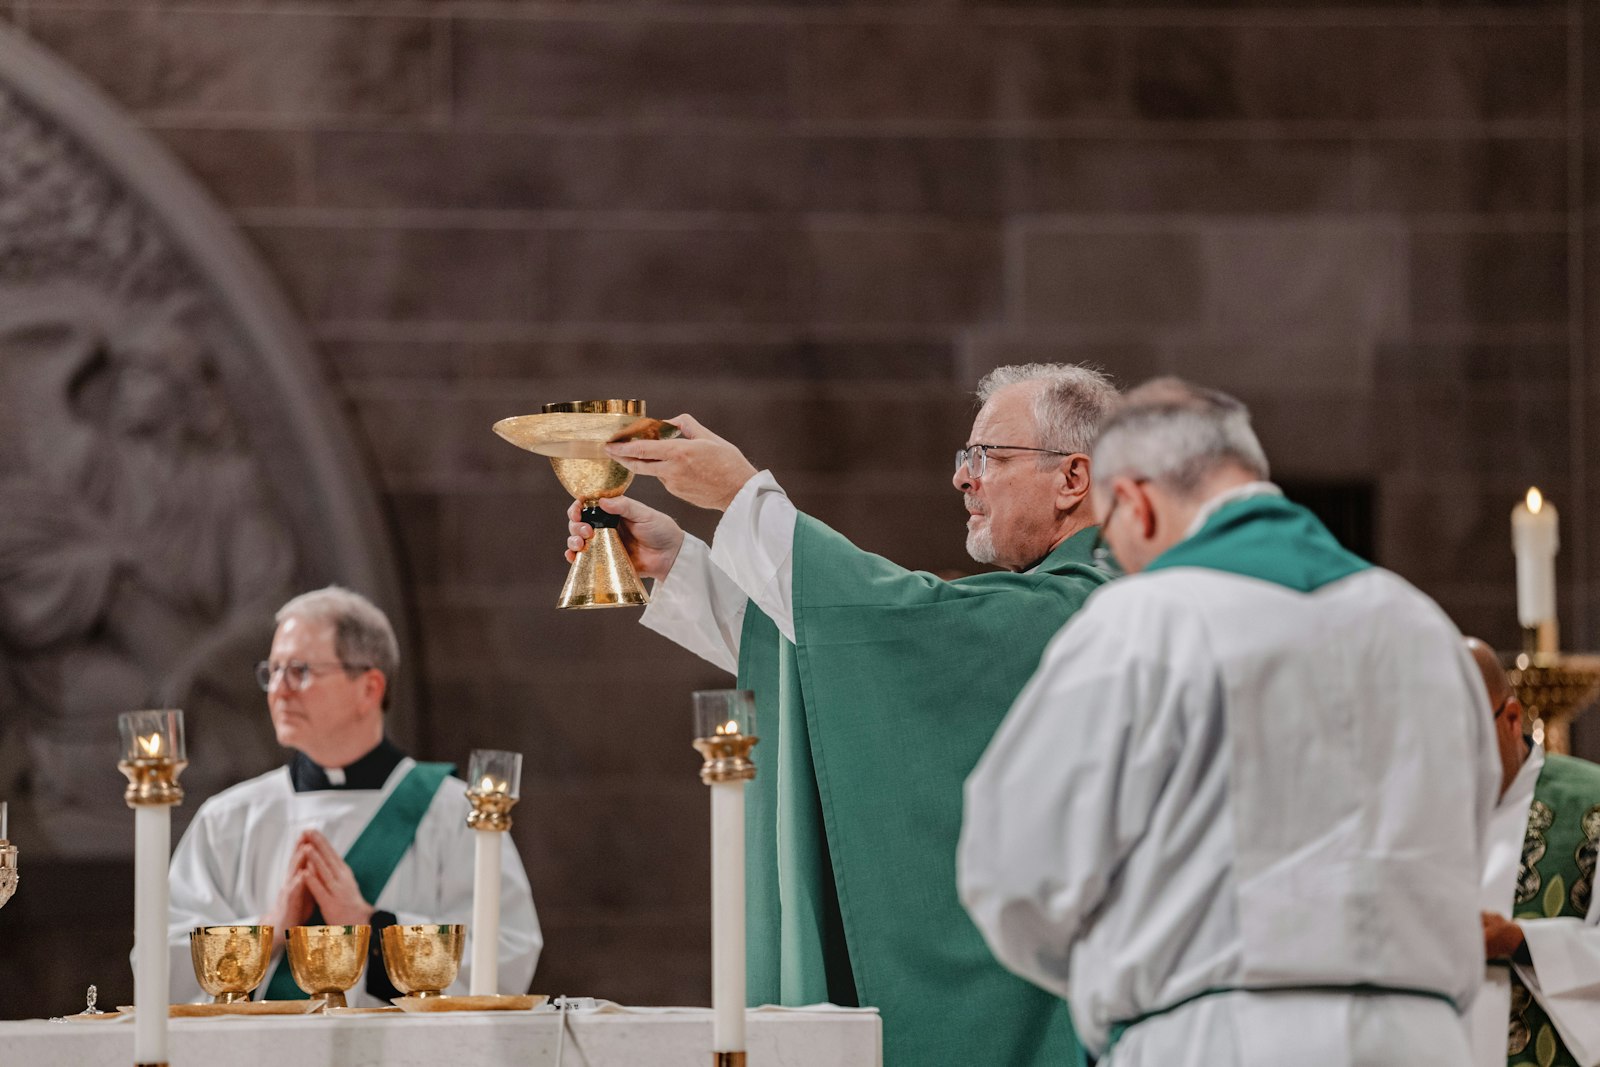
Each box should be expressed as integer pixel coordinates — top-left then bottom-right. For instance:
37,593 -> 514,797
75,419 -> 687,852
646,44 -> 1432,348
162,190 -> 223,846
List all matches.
1508,753 -> 1600,1067
735,517 -> 1107,1067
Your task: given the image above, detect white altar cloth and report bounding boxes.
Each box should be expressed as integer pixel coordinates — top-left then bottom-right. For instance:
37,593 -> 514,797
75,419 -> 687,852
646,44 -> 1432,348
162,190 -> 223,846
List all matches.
0,1006 -> 882,1066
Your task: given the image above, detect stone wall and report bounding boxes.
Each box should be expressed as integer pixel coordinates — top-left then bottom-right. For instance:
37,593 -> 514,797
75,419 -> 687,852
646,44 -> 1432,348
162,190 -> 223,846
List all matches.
0,0 -> 1594,1015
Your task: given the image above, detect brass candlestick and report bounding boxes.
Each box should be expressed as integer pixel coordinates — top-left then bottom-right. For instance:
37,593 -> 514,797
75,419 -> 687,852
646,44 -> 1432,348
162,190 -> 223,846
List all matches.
466,749 -> 522,997
0,841 -> 16,911
1504,650 -> 1600,756
492,399 -> 679,609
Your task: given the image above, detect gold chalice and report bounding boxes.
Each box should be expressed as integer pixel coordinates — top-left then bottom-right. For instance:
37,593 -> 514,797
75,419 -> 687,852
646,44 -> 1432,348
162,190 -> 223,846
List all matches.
190,925 -> 274,1003
381,924 -> 465,999
286,924 -> 370,1009
493,399 -> 679,609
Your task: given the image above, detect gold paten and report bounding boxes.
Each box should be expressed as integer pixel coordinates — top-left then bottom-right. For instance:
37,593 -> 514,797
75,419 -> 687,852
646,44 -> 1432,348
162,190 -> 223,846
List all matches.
189,925 -> 274,1004
713,1053 -> 748,1067
286,924 -> 371,1010
491,400 -> 681,610
0,841 -> 16,910
466,788 -> 518,833
692,734 -> 759,785
1505,651 -> 1600,756
118,756 -> 187,807
380,924 -> 465,999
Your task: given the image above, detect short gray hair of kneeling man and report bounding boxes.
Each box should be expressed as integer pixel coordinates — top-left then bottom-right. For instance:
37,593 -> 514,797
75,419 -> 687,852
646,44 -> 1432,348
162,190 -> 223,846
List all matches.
1091,377 -> 1270,497
275,585 -> 400,709
976,363 -> 1121,460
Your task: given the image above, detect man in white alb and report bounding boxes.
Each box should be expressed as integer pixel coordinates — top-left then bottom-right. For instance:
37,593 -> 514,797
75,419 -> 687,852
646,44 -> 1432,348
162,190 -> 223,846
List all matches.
1467,637 -> 1600,1067
959,378 -> 1500,1066
164,586 -> 541,1005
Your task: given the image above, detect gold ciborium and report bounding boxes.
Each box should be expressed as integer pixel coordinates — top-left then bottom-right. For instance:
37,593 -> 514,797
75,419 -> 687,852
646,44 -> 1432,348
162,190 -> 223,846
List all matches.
493,399 -> 679,609
381,924 -> 465,999
189,925 -> 274,1004
286,924 -> 370,1009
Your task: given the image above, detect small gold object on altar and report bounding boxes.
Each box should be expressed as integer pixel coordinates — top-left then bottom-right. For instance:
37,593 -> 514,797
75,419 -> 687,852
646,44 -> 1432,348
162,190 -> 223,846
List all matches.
0,800 -> 16,911
189,926 -> 274,1004
117,711 -> 187,807
392,993 -> 547,1012
286,925 -> 371,1010
492,399 -> 680,609
380,924 -> 465,999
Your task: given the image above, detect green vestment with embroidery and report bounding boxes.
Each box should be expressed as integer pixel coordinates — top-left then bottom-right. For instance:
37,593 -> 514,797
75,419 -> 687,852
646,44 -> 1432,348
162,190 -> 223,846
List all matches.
1508,753 -> 1600,1067
735,517 -> 1107,1067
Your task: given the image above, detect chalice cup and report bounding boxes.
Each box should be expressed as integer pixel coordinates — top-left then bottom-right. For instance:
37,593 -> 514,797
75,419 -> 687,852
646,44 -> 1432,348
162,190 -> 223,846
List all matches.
190,925 -> 274,1003
492,399 -> 679,609
0,840 -> 16,910
286,924 -> 370,1009
381,924 -> 465,999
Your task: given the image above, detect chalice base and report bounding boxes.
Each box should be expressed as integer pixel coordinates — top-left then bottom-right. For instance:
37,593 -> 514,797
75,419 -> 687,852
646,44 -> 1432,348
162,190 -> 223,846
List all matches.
212,991 -> 253,1004
310,991 -> 348,1010
559,527 -> 649,609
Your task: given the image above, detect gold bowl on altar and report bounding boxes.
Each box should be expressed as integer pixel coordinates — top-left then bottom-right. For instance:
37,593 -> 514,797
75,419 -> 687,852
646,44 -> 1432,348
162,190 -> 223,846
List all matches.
380,924 -> 464,999
189,925 -> 275,1003
286,924 -> 370,1009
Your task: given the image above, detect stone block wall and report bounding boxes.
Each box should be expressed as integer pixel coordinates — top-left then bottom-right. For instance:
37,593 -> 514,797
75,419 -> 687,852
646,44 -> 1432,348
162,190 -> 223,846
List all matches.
1,0 -> 1595,1013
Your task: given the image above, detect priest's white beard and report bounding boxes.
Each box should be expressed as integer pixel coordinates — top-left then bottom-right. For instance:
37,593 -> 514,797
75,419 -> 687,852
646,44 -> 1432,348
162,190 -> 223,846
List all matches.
967,525 -> 997,564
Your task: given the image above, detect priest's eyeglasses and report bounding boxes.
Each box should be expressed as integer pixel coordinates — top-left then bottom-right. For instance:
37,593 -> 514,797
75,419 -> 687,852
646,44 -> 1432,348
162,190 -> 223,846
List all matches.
955,443 -> 1072,481
255,660 -> 372,692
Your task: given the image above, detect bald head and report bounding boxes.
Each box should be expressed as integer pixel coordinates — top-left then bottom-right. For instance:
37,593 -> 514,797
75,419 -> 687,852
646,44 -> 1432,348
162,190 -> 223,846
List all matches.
1466,636 -> 1527,798
1466,637 -> 1512,711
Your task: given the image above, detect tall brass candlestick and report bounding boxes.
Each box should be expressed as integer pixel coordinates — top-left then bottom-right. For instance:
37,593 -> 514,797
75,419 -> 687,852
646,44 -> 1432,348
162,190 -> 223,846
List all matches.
466,749 -> 522,996
692,691 -> 758,1067
119,710 -> 187,1067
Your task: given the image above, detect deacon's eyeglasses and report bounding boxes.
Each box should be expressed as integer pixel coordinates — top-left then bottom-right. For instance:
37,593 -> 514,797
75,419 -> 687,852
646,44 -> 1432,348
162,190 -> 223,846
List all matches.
255,660 -> 371,692
954,443 -> 1073,481
1091,497 -> 1120,567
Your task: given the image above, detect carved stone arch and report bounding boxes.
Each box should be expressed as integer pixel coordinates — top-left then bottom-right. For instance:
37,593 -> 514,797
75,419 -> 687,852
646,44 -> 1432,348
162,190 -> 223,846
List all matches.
0,26 -> 416,855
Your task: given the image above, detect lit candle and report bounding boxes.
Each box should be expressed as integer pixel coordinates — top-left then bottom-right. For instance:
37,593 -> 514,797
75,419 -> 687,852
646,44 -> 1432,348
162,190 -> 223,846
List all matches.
692,690 -> 757,1059
118,710 -> 185,1067
1512,487 -> 1559,630
466,749 -> 522,997
1,800 -> 8,841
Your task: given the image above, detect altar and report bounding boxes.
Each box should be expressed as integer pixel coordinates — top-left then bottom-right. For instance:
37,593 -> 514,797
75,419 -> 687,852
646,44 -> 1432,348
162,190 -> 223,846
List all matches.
0,1005 -> 882,1067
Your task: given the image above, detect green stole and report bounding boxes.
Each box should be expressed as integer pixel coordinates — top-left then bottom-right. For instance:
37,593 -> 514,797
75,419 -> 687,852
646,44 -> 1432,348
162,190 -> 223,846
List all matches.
735,518 -> 1108,1067
1507,753 -> 1600,1067
262,761 -> 454,1000
1143,492 -> 1370,591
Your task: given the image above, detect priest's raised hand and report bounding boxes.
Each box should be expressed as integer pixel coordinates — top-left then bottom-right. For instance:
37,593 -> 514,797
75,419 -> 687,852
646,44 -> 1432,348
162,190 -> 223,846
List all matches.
604,414 -> 757,511
565,496 -> 684,580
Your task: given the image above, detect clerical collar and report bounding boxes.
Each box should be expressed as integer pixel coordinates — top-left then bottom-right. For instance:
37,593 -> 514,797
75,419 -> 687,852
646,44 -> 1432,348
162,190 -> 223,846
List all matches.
290,737 -> 405,793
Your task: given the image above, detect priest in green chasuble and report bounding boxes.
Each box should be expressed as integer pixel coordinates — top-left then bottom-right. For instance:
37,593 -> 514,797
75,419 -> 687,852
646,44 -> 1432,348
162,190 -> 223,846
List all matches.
570,364 -> 1119,1067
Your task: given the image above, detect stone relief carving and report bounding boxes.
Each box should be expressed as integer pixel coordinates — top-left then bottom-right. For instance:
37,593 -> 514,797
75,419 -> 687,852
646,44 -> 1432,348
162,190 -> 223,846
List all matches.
0,77 -> 392,858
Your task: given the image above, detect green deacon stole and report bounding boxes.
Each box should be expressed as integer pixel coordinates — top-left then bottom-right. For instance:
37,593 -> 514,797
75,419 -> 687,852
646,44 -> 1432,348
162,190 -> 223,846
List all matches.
262,761 -> 454,1000
735,518 -> 1108,1067
1506,754 -> 1600,1067
1143,492 -> 1370,592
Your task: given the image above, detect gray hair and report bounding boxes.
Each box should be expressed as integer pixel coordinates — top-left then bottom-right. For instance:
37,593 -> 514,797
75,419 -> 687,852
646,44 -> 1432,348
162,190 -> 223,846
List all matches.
1091,377 -> 1270,496
276,585 -> 400,709
975,363 -> 1120,461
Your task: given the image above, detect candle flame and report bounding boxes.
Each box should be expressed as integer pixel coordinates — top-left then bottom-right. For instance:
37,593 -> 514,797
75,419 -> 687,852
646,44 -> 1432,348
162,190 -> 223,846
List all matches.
138,733 -> 162,758
479,775 -> 507,794
1527,487 -> 1544,513
716,719 -> 739,736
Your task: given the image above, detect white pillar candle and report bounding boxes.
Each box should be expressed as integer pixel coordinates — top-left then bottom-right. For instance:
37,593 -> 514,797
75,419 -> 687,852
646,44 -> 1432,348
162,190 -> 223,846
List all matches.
470,829 -> 501,996
134,804 -> 170,1064
710,778 -> 747,1053
1,800 -> 8,841
1512,487 -> 1560,628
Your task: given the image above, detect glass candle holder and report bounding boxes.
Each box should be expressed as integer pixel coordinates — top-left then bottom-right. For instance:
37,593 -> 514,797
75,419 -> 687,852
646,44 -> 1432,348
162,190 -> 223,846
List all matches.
693,690 -> 756,740
467,750 -> 523,800
118,709 -> 187,806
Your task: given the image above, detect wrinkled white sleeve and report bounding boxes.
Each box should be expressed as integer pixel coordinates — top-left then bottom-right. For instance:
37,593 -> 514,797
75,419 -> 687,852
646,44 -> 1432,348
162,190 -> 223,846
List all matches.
1517,888 -> 1600,1065
164,800 -> 255,1003
640,533 -> 749,675
639,470 -> 798,673
409,787 -> 542,998
958,592 -> 1184,999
